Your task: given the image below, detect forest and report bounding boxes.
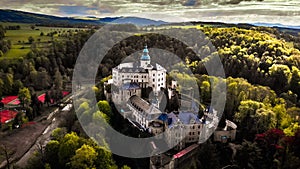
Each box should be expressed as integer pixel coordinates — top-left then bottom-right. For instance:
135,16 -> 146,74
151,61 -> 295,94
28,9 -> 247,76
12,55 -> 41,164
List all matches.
0,23 -> 300,169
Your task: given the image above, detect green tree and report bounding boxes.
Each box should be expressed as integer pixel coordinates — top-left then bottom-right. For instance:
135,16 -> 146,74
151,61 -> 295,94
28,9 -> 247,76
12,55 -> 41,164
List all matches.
200,80 -> 211,104
0,25 -> 5,39
3,73 -> 13,95
284,122 -> 300,136
235,140 -> 263,169
18,87 -> 31,107
37,69 -> 51,90
234,100 -> 265,123
45,140 -> 60,169
273,104 -> 287,128
70,144 -> 98,169
269,64 -> 291,93
12,80 -> 24,94
290,66 -> 300,98
121,165 -> 131,169
234,100 -> 266,139
58,132 -> 80,167
97,100 -> 112,118
254,108 -> 276,133
28,36 -> 34,44
54,69 -> 63,89
94,145 -> 117,169
51,127 -> 67,141
93,111 -> 109,124
0,78 -> 4,96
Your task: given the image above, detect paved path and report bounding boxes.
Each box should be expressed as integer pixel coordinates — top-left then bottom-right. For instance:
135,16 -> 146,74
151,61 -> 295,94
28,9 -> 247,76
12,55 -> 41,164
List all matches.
0,95 -> 73,169
15,108 -> 61,167
0,115 -> 51,168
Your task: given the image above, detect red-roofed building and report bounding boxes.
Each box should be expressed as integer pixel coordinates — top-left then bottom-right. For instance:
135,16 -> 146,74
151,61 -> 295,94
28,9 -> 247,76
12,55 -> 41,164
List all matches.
1,96 -> 18,105
173,144 -> 198,159
150,144 -> 199,169
0,110 -> 18,124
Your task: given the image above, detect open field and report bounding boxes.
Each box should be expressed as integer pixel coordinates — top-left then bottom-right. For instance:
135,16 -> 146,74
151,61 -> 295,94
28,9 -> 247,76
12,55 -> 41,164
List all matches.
1,22 -> 87,60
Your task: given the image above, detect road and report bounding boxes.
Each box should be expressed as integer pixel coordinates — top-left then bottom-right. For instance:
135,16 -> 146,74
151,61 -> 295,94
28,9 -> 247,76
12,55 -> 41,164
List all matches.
14,108 -> 61,167
0,96 -> 73,169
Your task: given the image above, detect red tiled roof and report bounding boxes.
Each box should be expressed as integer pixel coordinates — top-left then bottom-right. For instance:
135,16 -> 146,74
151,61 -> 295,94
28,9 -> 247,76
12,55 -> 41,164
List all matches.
0,110 -> 18,123
173,144 -> 198,159
1,91 -> 70,105
1,96 -> 18,104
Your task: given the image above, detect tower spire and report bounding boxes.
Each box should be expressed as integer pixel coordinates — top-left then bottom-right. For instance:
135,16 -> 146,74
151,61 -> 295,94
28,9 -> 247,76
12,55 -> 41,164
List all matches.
140,45 -> 150,61
140,45 -> 151,68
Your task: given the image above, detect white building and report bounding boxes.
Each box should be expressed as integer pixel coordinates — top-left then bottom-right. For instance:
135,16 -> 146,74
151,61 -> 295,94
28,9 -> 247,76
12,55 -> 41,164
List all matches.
111,46 -> 167,105
127,95 -> 162,130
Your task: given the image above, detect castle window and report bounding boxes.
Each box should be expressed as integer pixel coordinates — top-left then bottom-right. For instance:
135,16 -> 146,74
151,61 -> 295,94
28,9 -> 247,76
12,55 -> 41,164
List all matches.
153,74 -> 155,76
153,79 -> 155,82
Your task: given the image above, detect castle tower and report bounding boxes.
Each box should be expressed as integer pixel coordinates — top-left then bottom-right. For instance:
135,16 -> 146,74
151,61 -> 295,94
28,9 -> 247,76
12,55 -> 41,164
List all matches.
140,45 -> 151,68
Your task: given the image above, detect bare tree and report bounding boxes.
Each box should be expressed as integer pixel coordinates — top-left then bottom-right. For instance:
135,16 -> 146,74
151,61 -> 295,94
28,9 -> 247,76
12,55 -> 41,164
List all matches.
0,144 -> 10,169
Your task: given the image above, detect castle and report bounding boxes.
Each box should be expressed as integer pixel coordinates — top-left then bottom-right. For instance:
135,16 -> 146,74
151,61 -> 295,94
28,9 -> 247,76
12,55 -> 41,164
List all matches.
111,46 -> 166,105
107,46 -> 237,169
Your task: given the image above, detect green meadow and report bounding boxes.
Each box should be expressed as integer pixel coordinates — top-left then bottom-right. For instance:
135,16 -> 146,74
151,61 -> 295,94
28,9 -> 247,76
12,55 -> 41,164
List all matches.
1,22 -> 86,60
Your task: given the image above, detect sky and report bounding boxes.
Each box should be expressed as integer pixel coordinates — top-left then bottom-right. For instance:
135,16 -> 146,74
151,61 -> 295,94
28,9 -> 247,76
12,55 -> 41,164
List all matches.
0,0 -> 300,26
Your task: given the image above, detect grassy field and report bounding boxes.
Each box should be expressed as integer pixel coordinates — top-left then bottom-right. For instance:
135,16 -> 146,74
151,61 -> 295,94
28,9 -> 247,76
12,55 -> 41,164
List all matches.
0,22 -> 86,60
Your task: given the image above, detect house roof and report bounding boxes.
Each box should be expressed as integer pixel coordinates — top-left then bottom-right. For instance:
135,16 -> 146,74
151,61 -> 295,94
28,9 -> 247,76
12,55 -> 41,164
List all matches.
122,82 -> 140,90
167,111 -> 200,128
0,110 -> 18,123
178,112 -> 200,124
128,95 -> 162,120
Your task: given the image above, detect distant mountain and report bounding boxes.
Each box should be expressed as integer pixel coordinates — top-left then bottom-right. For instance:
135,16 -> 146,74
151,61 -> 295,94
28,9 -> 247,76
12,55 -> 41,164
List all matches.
1,9 -> 300,31
0,9 -> 96,25
252,22 -> 300,36
0,9 -> 167,26
109,17 -> 166,26
253,22 -> 300,30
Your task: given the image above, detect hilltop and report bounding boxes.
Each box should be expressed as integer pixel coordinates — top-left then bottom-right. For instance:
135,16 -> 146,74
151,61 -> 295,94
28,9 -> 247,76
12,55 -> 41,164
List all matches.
0,9 -> 167,26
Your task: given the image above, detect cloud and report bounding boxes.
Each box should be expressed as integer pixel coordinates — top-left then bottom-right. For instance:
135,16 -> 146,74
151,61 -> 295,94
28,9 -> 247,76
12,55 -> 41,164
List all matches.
0,0 -> 299,26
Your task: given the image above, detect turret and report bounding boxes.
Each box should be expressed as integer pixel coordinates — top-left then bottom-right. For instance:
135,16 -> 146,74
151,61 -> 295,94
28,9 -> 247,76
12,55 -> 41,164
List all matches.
140,45 -> 151,68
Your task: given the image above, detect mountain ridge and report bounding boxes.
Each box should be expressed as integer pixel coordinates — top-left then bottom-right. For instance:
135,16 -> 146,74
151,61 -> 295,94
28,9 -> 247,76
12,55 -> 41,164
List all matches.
1,9 -> 300,31
0,9 -> 167,26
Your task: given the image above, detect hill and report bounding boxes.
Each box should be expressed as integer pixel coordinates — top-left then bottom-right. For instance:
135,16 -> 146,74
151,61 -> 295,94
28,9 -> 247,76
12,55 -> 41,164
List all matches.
0,9 -> 167,26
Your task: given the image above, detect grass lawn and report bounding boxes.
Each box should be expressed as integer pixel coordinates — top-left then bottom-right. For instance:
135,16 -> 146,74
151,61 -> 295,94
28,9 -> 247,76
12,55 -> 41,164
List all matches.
3,48 -> 30,59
